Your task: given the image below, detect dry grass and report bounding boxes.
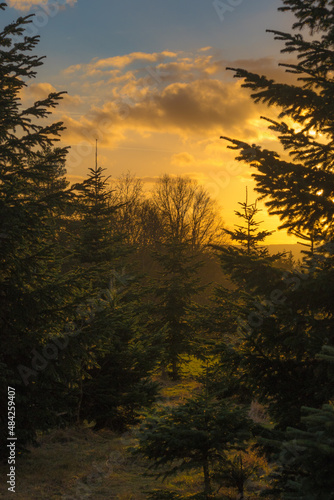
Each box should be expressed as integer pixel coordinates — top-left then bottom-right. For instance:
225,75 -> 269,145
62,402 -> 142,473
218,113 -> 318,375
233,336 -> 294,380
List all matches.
0,376 -> 204,500
0,424 -> 192,499
0,374 -> 273,499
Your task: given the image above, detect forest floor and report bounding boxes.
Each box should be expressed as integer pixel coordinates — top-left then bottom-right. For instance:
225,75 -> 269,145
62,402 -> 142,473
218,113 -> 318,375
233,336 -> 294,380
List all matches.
0,375 -> 207,499
0,359 -> 271,499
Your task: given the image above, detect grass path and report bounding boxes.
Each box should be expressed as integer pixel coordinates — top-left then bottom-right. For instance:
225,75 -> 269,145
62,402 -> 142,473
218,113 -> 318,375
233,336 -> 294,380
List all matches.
0,377 -> 203,499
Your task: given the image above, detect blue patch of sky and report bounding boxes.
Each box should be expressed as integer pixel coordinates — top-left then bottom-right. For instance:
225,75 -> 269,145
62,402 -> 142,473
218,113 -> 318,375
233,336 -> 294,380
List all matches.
1,0 -> 295,80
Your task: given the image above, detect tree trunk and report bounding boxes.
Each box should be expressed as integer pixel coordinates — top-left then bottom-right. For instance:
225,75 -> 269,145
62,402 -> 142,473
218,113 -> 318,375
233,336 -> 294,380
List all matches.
237,486 -> 244,500
76,370 -> 83,425
171,357 -> 179,380
203,459 -> 211,499
161,363 -> 168,380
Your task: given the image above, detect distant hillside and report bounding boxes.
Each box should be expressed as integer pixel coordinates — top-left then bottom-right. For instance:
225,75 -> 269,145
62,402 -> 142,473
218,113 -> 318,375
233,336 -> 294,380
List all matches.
266,244 -> 305,260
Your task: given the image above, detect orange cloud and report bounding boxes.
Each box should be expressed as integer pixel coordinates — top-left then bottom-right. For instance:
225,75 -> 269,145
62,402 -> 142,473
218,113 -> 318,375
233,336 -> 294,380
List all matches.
64,50 -> 178,75
21,82 -> 83,108
60,50 -> 288,141
59,80 -> 261,148
95,51 -> 177,69
171,152 -> 195,166
46,48 -> 284,186
55,48 -> 297,244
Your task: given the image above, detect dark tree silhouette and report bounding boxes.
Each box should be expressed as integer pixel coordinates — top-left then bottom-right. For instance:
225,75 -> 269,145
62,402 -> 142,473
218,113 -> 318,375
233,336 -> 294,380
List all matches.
214,0 -> 334,435
0,4 -> 81,454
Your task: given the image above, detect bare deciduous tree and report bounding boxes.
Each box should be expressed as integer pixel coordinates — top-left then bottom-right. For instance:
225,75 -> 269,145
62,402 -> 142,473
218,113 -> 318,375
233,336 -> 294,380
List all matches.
151,174 -> 225,249
109,171 -> 144,245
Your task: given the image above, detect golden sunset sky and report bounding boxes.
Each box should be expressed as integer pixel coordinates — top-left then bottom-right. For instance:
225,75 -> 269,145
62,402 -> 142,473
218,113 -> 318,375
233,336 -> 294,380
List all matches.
2,0 -> 300,244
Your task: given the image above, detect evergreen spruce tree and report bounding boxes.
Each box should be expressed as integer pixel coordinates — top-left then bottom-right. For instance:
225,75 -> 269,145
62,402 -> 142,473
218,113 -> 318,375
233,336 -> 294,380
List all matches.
212,447 -> 269,500
73,141 -> 122,286
223,187 -> 274,255
263,347 -> 334,498
214,0 -> 334,429
269,404 -> 334,499
71,146 -> 159,430
0,5 -> 82,455
134,390 -> 253,499
148,239 -> 205,380
211,189 -> 282,293
206,191 -> 283,409
221,2 -> 334,241
78,281 -> 160,431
